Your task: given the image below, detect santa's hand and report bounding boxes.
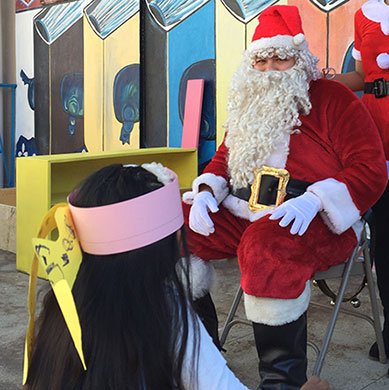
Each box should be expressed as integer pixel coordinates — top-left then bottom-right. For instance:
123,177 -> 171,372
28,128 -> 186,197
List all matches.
189,191 -> 219,236
269,192 -> 322,236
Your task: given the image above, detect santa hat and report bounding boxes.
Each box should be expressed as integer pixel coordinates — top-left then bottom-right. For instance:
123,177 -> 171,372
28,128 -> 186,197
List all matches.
247,5 -> 308,53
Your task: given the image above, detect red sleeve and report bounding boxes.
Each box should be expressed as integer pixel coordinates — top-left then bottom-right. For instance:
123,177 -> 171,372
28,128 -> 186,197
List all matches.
203,134 -> 229,181
354,9 -> 363,53
327,83 -> 387,214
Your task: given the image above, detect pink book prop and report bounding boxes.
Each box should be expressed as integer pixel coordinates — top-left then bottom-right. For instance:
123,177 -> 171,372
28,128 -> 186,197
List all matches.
181,79 -> 204,149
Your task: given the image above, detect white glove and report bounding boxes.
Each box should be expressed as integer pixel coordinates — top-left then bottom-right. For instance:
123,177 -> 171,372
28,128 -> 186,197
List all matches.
269,191 -> 322,236
189,191 -> 219,236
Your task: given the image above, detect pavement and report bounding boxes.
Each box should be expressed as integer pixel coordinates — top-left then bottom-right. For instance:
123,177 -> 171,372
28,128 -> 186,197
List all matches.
1,250 -> 388,390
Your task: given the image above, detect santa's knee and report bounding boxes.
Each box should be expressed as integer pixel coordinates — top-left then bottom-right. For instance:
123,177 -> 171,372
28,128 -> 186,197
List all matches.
239,217 -> 309,265
244,281 -> 311,326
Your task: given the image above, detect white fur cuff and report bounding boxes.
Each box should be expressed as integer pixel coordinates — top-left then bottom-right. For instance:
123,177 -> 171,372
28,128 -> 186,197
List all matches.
188,255 -> 215,300
352,48 -> 362,61
244,281 -> 311,326
183,173 -> 229,205
307,178 -> 360,234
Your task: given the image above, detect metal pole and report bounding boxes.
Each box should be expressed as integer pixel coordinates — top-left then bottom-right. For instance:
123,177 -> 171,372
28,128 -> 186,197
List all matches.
312,245 -> 358,376
10,85 -> 16,187
0,83 -> 17,187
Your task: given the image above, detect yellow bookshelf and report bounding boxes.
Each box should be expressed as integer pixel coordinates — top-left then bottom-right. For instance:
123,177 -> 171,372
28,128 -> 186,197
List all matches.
16,148 -> 197,277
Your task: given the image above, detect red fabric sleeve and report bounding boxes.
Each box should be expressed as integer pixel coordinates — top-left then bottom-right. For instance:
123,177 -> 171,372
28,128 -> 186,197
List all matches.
325,82 -> 387,214
354,9 -> 362,52
203,134 -> 229,181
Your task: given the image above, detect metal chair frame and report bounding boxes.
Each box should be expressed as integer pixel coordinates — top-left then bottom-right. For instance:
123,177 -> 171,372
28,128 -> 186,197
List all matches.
219,218 -> 387,376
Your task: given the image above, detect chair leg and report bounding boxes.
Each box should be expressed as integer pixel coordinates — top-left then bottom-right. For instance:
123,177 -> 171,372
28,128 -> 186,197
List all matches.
362,240 -> 387,363
220,230 -> 385,376
220,286 -> 245,347
312,245 -> 358,376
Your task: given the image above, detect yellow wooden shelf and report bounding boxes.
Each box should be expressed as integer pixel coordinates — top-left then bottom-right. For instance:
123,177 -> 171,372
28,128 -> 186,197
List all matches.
16,147 -> 197,277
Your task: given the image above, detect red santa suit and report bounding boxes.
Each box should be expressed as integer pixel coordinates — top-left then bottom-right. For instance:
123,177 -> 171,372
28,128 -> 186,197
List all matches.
353,0 -> 389,159
183,5 -> 387,387
352,0 -> 389,360
183,78 -> 387,314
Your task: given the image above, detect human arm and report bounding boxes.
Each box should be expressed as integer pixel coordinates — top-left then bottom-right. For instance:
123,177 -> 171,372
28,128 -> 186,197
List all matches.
181,313 -> 250,390
182,136 -> 230,206
331,60 -> 365,91
323,7 -> 365,92
301,376 -> 330,390
183,138 -> 231,235
305,82 -> 387,234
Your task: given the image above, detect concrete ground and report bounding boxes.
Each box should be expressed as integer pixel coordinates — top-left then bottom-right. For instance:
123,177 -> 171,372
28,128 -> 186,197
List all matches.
0,250 -> 388,390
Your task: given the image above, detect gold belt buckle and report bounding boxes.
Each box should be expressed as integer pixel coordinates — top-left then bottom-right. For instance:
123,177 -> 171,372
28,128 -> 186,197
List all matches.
248,166 -> 290,212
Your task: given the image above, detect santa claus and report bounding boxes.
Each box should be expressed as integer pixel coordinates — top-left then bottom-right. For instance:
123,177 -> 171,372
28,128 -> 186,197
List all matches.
182,5 -> 388,390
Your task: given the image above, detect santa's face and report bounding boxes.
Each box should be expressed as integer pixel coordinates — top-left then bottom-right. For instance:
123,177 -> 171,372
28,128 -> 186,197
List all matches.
253,51 -> 296,72
224,48 -> 317,190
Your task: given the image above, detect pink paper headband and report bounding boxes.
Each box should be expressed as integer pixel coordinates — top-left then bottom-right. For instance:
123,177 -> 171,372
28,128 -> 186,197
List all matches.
68,169 -> 184,255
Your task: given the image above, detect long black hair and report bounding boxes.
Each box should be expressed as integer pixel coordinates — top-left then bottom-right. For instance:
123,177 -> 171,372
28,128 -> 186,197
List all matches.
25,164 -> 198,390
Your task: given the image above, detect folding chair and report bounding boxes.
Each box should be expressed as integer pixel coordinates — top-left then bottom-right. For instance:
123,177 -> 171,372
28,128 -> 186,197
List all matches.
219,211 -> 387,375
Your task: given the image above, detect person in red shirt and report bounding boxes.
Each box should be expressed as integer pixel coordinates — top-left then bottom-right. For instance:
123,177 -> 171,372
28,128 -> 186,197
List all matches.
183,5 -> 388,389
330,0 -> 389,367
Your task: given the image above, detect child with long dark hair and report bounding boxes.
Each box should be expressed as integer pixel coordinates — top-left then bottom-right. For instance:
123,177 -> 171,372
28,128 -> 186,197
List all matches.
22,163 -> 328,390
22,163 -> 249,390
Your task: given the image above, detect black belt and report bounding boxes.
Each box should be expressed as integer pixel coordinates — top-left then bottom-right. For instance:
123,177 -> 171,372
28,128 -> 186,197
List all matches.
364,78 -> 389,98
232,175 -> 312,206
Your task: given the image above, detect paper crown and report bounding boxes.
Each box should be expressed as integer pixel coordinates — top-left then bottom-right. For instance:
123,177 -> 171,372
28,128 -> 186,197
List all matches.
248,5 -> 307,52
68,167 -> 184,255
23,164 -> 184,384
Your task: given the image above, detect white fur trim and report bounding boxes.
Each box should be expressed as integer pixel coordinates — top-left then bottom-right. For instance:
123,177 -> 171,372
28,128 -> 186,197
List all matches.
377,53 -> 389,69
247,35 -> 309,53
352,219 -> 364,240
352,48 -> 362,61
177,255 -> 215,300
244,281 -> 311,326
222,194 -> 272,222
182,191 -> 196,205
265,138 -> 289,168
141,162 -> 173,185
189,255 -> 215,299
307,178 -> 360,234
362,0 -> 389,33
185,173 -> 229,205
382,18 -> 389,35
293,33 -> 305,46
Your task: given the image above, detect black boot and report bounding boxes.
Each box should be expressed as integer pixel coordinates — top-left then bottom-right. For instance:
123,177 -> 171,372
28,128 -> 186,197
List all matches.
253,313 -> 308,390
192,293 -> 222,350
368,318 -> 389,361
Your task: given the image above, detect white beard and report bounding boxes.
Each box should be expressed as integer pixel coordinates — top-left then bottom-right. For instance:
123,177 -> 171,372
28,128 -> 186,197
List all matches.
225,59 -> 312,190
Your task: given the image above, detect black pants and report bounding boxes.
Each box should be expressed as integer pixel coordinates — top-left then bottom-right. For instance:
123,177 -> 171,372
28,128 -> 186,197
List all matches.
372,182 -> 389,344
192,293 -> 222,350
